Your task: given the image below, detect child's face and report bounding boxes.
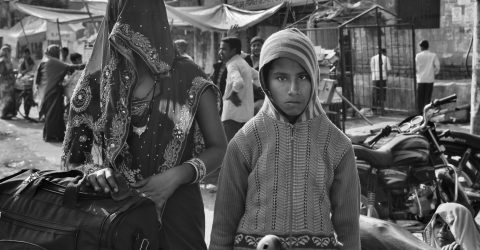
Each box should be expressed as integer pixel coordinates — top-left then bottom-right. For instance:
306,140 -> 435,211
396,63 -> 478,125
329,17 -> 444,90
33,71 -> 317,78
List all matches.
432,216 -> 455,247
267,58 -> 311,121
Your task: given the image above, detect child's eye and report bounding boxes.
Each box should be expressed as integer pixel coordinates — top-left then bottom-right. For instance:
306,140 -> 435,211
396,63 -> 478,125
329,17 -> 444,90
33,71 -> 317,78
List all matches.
298,74 -> 309,80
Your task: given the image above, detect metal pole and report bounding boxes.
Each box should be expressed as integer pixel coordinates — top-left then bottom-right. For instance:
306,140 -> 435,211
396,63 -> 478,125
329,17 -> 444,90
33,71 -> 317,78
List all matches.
471,0 -> 480,134
339,27 -> 346,131
56,19 -> 63,48
411,24 -> 417,114
5,0 -> 12,28
376,7 -> 384,115
19,19 -> 30,48
80,0 -> 98,31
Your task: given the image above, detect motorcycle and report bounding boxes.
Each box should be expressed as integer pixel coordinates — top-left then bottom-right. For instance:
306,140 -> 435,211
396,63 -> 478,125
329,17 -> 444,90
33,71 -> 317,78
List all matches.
354,94 -> 476,223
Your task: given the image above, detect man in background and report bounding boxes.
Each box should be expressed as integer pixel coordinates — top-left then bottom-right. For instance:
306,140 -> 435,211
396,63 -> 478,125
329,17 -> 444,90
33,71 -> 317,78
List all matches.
370,48 -> 391,115
244,36 -> 265,114
416,40 -> 440,114
218,37 -> 259,142
174,39 -> 193,61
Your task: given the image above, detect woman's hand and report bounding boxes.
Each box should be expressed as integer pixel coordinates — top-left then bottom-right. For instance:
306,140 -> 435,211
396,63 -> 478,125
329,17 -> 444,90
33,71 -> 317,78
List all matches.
131,164 -> 194,207
441,242 -> 461,250
87,168 -> 119,193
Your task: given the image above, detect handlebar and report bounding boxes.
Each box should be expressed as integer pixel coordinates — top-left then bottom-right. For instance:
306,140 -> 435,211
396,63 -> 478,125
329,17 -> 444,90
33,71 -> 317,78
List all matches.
365,125 -> 392,146
431,94 -> 457,108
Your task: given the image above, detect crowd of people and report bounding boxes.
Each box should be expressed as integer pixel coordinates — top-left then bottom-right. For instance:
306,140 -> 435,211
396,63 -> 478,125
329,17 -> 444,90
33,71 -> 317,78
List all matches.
0,43 -> 85,143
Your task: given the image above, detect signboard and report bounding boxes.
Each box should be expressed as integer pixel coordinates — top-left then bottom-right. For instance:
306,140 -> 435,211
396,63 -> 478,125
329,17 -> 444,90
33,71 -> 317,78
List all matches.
227,0 -> 304,10
451,7 -> 462,24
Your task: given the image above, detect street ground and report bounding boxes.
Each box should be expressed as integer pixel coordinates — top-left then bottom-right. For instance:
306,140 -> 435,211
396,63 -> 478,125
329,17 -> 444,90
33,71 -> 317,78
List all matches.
0,105 -> 471,245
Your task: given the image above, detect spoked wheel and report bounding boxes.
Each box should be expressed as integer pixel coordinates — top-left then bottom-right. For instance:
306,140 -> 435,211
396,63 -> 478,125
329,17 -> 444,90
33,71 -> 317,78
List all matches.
440,141 -> 480,188
360,194 -> 379,218
439,141 -> 480,214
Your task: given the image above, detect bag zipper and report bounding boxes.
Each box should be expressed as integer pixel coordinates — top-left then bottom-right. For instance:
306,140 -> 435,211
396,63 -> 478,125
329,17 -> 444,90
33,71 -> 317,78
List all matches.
0,210 -> 78,234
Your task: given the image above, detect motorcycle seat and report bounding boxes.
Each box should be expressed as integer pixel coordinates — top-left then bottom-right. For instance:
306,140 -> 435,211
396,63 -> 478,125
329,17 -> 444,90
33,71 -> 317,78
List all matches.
354,145 -> 392,169
354,134 -> 429,169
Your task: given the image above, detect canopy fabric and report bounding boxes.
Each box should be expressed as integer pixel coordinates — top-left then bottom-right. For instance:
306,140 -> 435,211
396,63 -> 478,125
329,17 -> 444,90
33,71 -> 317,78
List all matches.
12,2 -> 104,24
3,16 -> 46,39
78,2 -> 192,27
165,3 -> 285,31
79,2 -> 285,31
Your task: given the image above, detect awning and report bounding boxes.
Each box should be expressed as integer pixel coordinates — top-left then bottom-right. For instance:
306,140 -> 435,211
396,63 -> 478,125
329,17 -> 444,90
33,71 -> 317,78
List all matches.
165,3 -> 285,32
77,1 -> 192,27
12,2 -> 104,24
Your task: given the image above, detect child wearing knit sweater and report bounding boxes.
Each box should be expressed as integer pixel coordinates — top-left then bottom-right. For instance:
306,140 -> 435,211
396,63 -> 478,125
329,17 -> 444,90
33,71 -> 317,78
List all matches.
209,28 -> 361,250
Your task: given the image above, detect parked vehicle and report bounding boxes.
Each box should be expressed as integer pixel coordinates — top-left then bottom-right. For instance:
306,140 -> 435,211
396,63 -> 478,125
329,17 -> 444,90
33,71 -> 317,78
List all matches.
354,94 -> 476,223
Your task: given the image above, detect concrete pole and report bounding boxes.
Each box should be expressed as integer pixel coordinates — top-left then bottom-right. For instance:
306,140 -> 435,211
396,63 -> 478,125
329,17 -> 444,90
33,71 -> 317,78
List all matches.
472,1 -> 480,134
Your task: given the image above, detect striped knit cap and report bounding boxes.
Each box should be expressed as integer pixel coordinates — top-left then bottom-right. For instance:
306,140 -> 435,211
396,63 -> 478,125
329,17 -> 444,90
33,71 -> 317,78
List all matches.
259,28 -> 324,123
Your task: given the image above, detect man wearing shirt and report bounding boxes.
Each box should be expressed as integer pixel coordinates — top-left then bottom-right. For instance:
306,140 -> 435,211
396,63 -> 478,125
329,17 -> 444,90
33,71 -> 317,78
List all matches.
218,37 -> 259,141
370,48 -> 391,115
416,40 -> 440,114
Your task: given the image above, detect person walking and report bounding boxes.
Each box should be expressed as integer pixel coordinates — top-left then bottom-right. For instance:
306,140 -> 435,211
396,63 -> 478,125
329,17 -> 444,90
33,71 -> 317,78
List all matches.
370,48 -> 391,115
219,36 -> 259,142
0,45 -> 17,120
15,48 -> 36,119
210,28 -> 361,250
62,0 -> 227,249
34,45 -> 84,142
416,40 -> 440,114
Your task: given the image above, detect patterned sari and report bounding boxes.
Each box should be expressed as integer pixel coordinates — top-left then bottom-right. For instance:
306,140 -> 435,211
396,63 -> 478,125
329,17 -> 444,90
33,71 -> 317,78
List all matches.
62,0 -> 219,248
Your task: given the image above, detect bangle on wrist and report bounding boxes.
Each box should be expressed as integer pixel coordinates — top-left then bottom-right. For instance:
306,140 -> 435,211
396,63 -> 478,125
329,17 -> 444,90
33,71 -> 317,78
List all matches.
184,158 -> 206,184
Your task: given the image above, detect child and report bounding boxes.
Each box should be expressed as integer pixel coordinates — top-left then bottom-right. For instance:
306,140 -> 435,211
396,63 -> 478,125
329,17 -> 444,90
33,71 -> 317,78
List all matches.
209,28 -> 360,249
424,203 -> 480,250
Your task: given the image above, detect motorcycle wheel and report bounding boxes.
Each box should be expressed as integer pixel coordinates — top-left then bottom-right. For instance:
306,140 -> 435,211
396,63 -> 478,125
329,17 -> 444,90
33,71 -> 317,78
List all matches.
440,140 -> 480,188
360,194 -> 379,218
440,141 -> 480,214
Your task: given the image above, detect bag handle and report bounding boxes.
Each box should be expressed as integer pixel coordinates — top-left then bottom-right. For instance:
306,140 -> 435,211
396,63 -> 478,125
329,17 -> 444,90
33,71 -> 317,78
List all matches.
63,174 -> 87,208
0,168 -> 37,184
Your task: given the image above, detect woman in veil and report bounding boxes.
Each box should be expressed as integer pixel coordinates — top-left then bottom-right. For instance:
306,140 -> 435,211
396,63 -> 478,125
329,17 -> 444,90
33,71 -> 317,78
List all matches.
62,0 -> 227,249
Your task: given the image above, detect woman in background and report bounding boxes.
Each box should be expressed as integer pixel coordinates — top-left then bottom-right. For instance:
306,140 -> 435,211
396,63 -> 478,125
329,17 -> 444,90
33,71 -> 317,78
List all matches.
0,45 -> 17,120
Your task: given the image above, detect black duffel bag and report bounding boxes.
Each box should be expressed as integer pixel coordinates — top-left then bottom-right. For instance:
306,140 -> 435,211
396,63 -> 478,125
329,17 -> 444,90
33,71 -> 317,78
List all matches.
0,168 -> 159,250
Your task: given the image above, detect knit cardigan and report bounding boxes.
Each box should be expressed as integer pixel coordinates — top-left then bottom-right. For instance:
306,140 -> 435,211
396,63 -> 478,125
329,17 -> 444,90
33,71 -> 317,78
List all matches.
209,109 -> 360,250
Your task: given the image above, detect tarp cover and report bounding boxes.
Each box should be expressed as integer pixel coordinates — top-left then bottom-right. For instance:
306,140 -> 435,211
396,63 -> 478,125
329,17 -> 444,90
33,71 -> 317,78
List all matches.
79,1 -> 285,31
3,16 -> 46,39
12,2 -> 104,24
166,3 -> 285,31
11,2 -> 284,31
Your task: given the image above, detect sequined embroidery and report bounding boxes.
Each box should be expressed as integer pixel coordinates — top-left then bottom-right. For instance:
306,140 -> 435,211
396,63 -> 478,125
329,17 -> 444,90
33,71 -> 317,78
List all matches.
71,71 -> 92,113
157,76 -> 210,173
112,23 -> 171,74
